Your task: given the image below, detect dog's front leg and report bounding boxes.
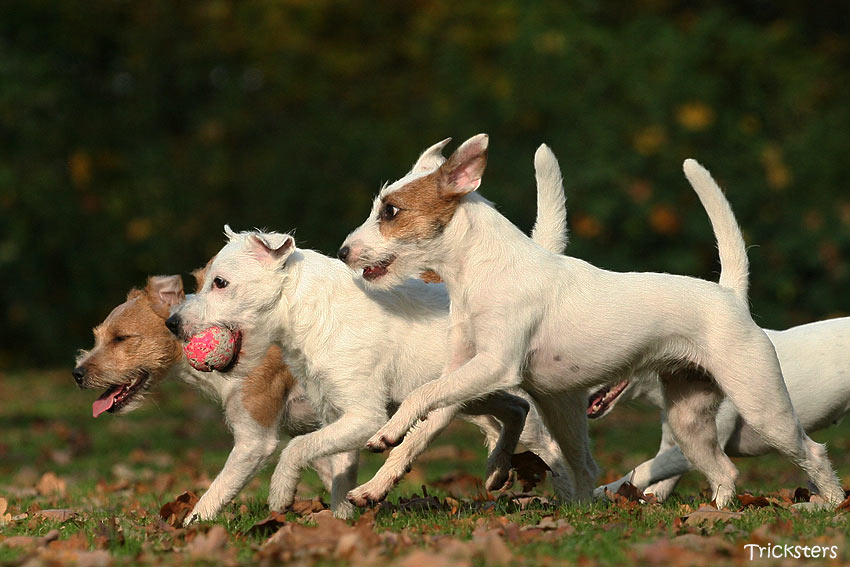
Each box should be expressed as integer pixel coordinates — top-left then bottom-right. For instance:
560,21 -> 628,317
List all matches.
185,400 -> 279,526
268,413 -> 385,514
367,351 -> 522,452
349,406 -> 459,506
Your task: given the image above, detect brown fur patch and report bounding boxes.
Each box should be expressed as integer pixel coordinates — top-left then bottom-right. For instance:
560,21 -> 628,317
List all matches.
240,345 -> 297,428
82,292 -> 184,390
379,172 -> 460,241
419,270 -> 443,283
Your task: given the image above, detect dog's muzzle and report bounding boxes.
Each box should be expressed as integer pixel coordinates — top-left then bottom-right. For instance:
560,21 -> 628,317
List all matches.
165,314 -> 181,337
72,366 -> 86,388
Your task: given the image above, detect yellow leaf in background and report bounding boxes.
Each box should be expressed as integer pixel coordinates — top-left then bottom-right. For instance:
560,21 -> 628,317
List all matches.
676,102 -> 715,131
126,218 -> 153,242
649,204 -> 680,235
628,180 -> 653,203
68,150 -> 92,188
632,125 -> 666,156
760,144 -> 792,190
574,214 -> 602,239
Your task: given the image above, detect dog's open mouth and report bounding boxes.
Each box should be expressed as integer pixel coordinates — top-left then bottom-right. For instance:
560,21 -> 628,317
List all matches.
362,256 -> 396,281
92,371 -> 150,418
587,379 -> 629,419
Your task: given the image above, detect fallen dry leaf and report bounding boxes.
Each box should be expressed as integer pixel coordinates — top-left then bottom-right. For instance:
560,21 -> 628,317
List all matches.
187,525 -> 229,559
1,529 -> 60,550
246,511 -> 289,536
737,493 -> 772,509
680,506 -> 743,527
35,509 -> 78,522
158,491 -> 199,527
36,472 -> 67,497
511,451 -> 550,492
290,497 -> 326,516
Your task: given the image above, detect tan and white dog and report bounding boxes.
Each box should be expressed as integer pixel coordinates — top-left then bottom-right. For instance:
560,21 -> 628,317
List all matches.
339,135 -> 844,507
166,145 -> 584,511
73,265 -> 361,524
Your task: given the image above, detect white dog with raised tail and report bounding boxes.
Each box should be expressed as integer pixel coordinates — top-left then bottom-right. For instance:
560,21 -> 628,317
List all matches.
166,142 -> 580,513
339,135 -> 844,507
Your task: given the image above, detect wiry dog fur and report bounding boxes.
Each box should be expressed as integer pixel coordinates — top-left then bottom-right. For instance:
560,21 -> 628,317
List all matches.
340,134 -> 844,507
167,145 -> 582,510
73,265 -> 355,525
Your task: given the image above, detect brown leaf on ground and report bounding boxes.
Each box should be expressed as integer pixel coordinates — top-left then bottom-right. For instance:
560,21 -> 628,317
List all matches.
47,531 -> 89,551
511,451 -> 550,492
36,472 -> 67,497
1,529 -> 60,550
633,534 -> 735,566
290,497 -> 326,516
400,549 -> 464,567
35,509 -> 78,522
158,491 -> 199,527
737,493 -> 773,509
246,511 -> 289,536
187,525 -> 230,559
261,509 -> 381,563
680,506 -> 743,527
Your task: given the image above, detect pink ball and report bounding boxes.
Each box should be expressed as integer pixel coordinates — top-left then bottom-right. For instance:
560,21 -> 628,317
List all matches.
183,326 -> 241,372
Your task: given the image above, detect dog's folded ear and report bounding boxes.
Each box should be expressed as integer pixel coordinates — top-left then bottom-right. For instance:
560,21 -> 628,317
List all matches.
249,234 -> 295,268
146,275 -> 186,318
410,137 -> 452,174
438,134 -> 488,199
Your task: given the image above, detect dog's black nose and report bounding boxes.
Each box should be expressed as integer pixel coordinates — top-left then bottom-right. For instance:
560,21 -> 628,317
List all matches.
72,366 -> 86,386
337,246 -> 350,262
165,314 -> 181,336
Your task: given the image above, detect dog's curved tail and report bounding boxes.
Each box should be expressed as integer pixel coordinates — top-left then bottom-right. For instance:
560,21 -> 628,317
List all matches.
683,159 -> 749,303
531,144 -> 568,255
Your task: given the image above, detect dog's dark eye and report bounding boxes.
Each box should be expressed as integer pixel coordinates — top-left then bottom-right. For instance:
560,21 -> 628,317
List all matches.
212,276 -> 229,289
381,203 -> 400,221
113,335 -> 130,344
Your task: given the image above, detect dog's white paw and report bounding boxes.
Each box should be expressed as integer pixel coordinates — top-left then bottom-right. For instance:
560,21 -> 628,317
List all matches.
347,477 -> 394,507
485,452 -> 512,491
183,510 -> 201,527
332,499 -> 356,520
365,431 -> 403,453
268,484 -> 297,513
713,485 -> 736,509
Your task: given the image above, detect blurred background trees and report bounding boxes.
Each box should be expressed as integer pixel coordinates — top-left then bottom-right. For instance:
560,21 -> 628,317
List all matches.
1,0 -> 848,368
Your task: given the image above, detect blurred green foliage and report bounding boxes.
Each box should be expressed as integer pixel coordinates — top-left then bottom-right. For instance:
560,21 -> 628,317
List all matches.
1,1 -> 849,368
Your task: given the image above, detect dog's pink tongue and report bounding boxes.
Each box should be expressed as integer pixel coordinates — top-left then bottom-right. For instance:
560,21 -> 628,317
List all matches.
92,390 -> 118,418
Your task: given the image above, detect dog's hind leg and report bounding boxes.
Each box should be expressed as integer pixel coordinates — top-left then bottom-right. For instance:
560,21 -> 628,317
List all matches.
463,391 -> 530,491
661,368 -> 739,507
527,389 -> 596,502
703,330 -> 844,504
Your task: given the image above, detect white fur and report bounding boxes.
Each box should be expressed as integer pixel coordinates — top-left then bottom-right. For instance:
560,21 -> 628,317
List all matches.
151,350 -> 355,525
168,150 -> 577,510
342,136 -> 844,507
594,316 -> 850,500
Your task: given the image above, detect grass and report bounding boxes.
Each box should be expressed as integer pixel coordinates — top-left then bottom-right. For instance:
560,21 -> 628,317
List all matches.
2,369 -> 850,565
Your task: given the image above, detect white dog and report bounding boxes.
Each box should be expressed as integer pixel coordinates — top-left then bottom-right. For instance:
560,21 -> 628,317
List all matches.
166,144 -> 580,511
339,134 -> 844,507
590,316 -> 850,500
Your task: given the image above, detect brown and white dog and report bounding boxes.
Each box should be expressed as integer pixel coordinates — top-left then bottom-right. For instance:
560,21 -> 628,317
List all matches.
73,262 -> 358,524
